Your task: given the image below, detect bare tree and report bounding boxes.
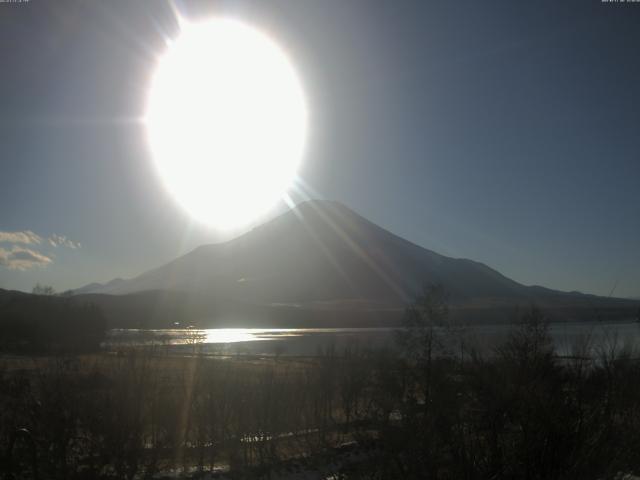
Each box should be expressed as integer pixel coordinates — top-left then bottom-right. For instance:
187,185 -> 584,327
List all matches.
32,283 -> 56,295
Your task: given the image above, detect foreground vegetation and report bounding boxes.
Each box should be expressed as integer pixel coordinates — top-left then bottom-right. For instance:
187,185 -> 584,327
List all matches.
2,289 -> 640,479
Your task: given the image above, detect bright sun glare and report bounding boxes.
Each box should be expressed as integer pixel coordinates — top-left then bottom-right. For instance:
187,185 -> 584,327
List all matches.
146,18 -> 307,229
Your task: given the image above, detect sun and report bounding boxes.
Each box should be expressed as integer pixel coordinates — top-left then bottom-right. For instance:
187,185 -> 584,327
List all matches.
145,18 -> 307,229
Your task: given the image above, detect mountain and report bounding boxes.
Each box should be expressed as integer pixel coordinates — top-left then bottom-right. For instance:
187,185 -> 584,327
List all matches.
73,200 -> 637,327
71,278 -> 126,295
76,200 -> 523,301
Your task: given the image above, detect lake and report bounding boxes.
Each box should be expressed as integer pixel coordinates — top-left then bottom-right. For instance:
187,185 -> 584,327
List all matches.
104,320 -> 640,357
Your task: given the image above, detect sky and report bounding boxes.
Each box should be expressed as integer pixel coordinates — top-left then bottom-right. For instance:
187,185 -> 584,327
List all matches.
0,0 -> 639,298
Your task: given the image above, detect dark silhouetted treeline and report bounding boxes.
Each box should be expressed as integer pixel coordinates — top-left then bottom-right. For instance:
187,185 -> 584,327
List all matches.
0,290 -> 106,353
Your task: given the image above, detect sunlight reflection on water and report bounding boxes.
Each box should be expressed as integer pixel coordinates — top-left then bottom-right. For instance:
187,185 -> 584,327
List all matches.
105,327 -> 391,346
204,328 -> 301,343
105,321 -> 640,357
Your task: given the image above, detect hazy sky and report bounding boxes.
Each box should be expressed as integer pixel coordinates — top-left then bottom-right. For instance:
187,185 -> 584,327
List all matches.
1,0 -> 639,297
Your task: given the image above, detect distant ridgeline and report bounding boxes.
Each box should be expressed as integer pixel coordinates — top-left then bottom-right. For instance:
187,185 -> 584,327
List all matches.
0,289 -> 106,353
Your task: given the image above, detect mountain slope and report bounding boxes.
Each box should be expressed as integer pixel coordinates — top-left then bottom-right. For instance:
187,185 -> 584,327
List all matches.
75,200 -> 619,311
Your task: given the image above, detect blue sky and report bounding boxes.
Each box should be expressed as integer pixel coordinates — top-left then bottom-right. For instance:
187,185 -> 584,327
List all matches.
1,0 -> 639,297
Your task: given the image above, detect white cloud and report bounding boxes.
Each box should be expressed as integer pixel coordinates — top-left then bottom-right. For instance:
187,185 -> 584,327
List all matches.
48,233 -> 81,249
0,230 -> 79,271
0,230 -> 42,245
0,246 -> 53,271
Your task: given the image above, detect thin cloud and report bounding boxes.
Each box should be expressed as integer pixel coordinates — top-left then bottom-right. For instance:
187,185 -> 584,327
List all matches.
0,246 -> 53,271
0,230 -> 42,245
48,234 -> 81,249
